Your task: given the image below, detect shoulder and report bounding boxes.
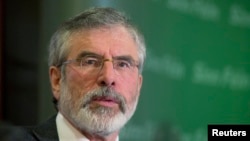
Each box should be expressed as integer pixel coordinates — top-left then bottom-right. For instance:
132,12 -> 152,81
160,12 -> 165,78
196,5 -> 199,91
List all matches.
0,123 -> 36,141
22,115 -> 59,141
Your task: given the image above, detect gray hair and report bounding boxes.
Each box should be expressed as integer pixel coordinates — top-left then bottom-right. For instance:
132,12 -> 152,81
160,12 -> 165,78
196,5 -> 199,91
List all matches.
48,7 -> 146,73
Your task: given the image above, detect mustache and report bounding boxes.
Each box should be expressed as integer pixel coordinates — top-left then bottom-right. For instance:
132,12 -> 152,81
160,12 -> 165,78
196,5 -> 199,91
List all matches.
82,87 -> 126,113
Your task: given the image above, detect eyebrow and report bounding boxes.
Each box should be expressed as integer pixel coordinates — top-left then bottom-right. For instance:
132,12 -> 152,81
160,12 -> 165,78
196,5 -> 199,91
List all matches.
76,51 -> 102,59
76,51 -> 137,63
113,55 -> 136,64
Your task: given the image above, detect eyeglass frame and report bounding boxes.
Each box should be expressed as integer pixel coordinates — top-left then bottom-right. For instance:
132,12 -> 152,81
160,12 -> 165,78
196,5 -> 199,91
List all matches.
56,53 -> 140,75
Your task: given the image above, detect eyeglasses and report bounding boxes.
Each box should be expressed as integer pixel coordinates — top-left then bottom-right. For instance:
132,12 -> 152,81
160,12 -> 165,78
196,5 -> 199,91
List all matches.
58,55 -> 139,76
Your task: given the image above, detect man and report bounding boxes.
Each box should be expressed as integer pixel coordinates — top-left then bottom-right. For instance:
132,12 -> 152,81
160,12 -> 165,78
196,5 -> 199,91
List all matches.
23,7 -> 146,141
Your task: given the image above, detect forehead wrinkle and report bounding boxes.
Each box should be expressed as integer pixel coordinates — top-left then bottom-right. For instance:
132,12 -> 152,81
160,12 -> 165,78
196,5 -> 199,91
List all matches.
67,31 -> 96,58
67,26 -> 139,61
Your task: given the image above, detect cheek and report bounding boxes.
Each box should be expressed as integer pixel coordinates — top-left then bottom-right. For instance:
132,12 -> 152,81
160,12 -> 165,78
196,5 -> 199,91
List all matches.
65,69 -> 96,97
117,74 -> 141,103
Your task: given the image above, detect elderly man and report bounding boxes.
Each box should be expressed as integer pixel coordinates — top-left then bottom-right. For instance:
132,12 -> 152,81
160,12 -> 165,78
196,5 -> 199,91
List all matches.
22,7 -> 146,141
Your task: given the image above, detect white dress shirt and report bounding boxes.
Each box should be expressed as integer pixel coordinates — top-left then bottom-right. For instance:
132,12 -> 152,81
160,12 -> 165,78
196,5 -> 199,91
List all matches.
56,112 -> 119,141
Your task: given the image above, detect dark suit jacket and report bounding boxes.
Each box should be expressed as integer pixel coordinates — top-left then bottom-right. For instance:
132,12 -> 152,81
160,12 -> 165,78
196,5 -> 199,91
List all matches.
19,115 -> 59,141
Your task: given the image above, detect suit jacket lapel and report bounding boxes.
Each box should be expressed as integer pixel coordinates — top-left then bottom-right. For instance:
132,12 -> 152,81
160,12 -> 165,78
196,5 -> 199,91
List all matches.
32,115 -> 59,141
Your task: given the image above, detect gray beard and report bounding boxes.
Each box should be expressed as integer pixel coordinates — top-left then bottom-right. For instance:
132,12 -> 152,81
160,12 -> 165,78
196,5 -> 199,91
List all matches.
58,85 -> 138,136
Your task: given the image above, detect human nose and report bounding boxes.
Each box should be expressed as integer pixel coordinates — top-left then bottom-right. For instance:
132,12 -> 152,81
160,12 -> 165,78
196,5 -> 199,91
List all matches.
97,60 -> 116,87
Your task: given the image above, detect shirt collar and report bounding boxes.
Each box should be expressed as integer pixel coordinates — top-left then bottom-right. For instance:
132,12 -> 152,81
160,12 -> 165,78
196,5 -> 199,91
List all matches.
56,112 -> 119,141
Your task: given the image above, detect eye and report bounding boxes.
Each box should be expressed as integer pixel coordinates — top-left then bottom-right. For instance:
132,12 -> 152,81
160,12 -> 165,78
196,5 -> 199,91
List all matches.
81,57 -> 100,67
115,60 -> 132,69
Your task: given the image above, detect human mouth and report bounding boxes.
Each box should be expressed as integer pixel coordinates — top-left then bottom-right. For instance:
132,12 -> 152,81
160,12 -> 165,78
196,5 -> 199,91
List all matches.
92,96 -> 119,107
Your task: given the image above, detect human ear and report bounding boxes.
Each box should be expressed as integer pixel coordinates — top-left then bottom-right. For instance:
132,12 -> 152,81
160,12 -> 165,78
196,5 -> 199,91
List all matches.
137,74 -> 143,92
49,66 -> 61,101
